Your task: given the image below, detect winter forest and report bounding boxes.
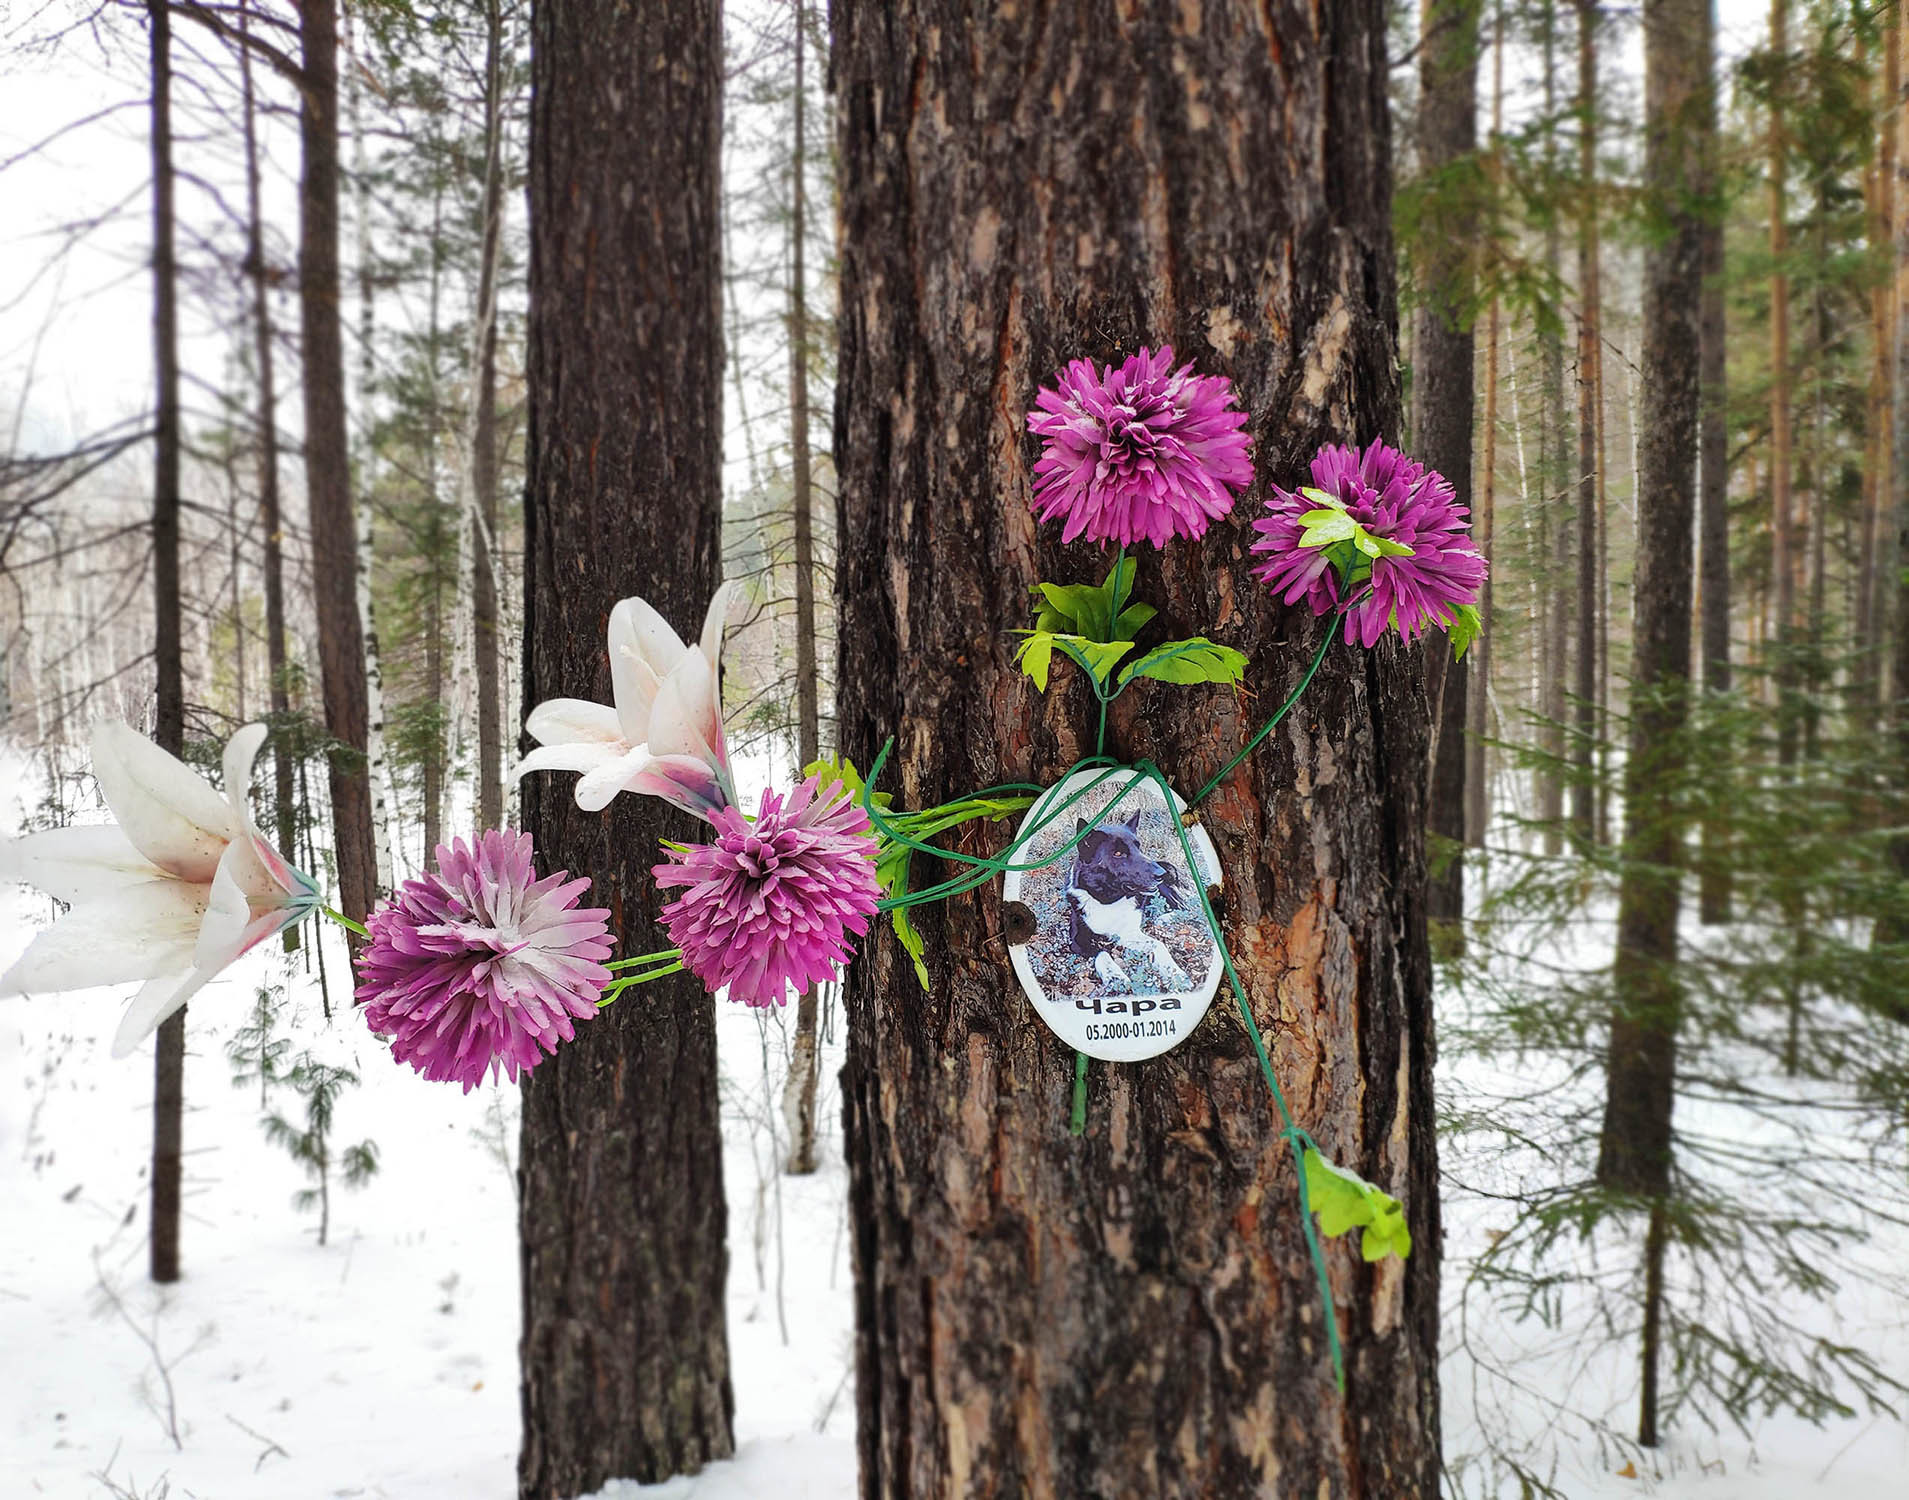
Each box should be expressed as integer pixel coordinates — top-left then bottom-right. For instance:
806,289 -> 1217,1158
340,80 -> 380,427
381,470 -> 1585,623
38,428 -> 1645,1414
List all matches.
1,0 -> 1906,1496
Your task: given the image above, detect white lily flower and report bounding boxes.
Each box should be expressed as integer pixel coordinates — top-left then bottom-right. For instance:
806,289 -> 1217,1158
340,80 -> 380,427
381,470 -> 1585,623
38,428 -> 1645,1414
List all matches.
0,720 -> 321,1056
516,583 -> 736,821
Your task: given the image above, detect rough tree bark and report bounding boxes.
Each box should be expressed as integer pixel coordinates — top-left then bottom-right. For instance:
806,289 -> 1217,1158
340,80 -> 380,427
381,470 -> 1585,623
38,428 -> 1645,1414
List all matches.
1598,0 -> 1705,1446
783,0 -> 823,1177
516,1 -> 734,1494
832,3 -> 1440,1496
1416,0 -> 1479,929
147,0 -> 186,1287
1697,0 -> 1732,925
1855,24 -> 1896,727
298,0 -> 377,925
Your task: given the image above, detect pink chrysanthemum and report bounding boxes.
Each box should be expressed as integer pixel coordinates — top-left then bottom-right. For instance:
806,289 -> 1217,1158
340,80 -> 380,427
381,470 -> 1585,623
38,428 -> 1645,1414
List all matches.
654,776 -> 881,1008
1249,439 -> 1487,648
356,830 -> 613,1092
1027,345 -> 1254,548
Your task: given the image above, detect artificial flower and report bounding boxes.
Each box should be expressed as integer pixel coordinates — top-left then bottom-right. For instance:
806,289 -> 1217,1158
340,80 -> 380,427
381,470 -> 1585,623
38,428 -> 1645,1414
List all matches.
0,720 -> 320,1055
515,584 -> 735,820
1249,438 -> 1487,648
355,830 -> 613,1092
1027,344 -> 1254,548
653,775 -> 881,1008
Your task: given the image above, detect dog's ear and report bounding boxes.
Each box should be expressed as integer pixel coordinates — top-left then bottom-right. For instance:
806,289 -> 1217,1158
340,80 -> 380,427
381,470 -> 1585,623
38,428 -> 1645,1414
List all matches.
1122,810 -> 1144,833
1074,816 -> 1089,837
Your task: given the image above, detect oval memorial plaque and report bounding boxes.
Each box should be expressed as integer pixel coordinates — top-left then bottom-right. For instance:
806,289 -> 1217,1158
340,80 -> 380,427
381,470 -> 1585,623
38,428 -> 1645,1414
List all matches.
1002,767 -> 1223,1062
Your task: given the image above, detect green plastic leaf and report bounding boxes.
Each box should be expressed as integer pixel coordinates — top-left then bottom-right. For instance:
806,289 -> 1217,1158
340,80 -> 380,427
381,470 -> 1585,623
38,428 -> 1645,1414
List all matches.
1014,631 -> 1058,691
1038,582 -> 1111,642
1297,508 -> 1358,550
1055,635 -> 1136,685
1363,534 -> 1416,558
1101,554 -> 1138,603
1119,637 -> 1248,688
1448,602 -> 1483,661
891,906 -> 930,990
1300,486 -> 1346,512
1114,600 -> 1158,637
805,754 -> 883,806
1302,1149 -> 1412,1262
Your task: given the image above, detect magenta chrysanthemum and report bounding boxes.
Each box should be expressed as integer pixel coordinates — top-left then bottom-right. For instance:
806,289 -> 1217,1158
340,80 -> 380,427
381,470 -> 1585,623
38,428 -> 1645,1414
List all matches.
1026,345 -> 1254,548
1249,439 -> 1487,648
654,775 -> 881,1008
356,830 -> 613,1092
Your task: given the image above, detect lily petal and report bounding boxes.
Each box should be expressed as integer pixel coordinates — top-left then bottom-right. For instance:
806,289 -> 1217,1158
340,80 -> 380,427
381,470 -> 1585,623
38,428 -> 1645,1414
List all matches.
0,824 -> 164,904
574,745 -> 661,812
649,648 -> 726,773
111,966 -> 212,1058
221,723 -> 270,829
512,740 -> 625,783
0,880 -> 206,999
525,697 -> 623,747
624,756 -> 730,822
697,581 -> 731,671
90,719 -> 235,883
608,597 -> 686,743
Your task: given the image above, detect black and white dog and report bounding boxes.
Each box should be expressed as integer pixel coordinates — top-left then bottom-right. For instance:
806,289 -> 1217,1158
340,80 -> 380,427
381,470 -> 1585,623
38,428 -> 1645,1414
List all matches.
1065,812 -> 1193,994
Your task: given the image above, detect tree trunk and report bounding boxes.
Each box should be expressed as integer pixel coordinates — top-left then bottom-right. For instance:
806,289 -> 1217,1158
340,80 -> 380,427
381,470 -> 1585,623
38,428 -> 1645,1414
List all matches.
1697,0 -> 1731,925
832,4 -> 1440,1495
1598,0 -> 1703,1204
1856,25 -> 1896,726
1466,5 -> 1503,853
1540,3 -> 1570,851
239,12 -> 299,951
516,1 -> 734,1493
471,0 -> 506,833
343,1 -> 394,889
299,0 -> 377,926
1571,0 -> 1601,843
1416,0 -> 1479,931
783,0 -> 824,1177
147,0 -> 186,1287
1769,0 -> 1797,768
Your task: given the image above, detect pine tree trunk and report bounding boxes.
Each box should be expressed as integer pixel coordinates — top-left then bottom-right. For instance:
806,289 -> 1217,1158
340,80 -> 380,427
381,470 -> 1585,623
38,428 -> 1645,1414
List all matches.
471,0 -> 506,833
299,0 -> 377,926
1769,0 -> 1798,768
1571,0 -> 1601,843
1416,0 -> 1478,931
1597,0 -> 1704,1206
1466,4 -> 1506,854
832,4 -> 1440,1494
516,1 -> 734,1492
1540,2 -> 1571,852
783,0 -> 824,1177
1856,27 -> 1896,726
1697,0 -> 1732,925
147,0 -> 186,1287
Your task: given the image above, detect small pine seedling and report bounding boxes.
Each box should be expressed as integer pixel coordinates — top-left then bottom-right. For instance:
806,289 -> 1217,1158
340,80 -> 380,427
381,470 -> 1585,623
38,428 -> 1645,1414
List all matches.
261,1054 -> 379,1247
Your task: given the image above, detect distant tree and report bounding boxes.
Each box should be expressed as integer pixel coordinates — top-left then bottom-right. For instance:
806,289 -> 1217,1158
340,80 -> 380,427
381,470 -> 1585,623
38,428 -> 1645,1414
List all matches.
262,1055 -> 379,1247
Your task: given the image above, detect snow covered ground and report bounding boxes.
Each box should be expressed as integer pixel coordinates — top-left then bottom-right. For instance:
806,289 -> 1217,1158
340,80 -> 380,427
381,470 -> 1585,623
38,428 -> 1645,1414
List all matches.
2,853 -> 1905,1497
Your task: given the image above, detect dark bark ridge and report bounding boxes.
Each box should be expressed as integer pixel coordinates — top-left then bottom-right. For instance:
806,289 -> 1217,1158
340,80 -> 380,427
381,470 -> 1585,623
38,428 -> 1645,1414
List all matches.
516,3 -> 734,1495
833,3 -> 1440,1496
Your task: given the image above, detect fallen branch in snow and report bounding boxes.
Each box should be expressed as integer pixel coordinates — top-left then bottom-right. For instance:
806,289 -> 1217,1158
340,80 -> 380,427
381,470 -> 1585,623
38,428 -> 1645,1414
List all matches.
224,1413 -> 289,1472
90,1251 -> 211,1452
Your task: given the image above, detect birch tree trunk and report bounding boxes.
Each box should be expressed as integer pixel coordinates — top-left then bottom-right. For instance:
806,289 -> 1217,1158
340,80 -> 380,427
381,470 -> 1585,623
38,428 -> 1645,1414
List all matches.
470,0 -> 506,833
516,0 -> 734,1491
832,3 -> 1440,1494
147,0 -> 186,1287
344,0 -> 393,887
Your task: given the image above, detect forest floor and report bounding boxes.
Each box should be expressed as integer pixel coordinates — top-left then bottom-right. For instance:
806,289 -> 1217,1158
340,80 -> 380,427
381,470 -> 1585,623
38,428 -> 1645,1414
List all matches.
2,874 -> 1905,1497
